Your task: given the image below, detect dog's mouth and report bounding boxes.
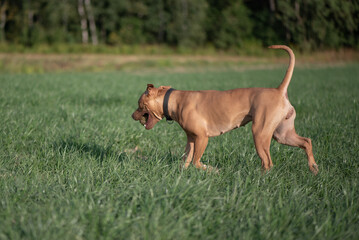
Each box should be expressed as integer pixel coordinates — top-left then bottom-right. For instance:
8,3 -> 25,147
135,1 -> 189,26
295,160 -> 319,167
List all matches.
140,113 -> 149,126
133,107 -> 160,130
139,112 -> 155,130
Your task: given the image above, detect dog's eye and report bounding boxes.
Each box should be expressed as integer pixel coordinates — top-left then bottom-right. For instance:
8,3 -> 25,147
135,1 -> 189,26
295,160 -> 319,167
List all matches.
139,103 -> 145,110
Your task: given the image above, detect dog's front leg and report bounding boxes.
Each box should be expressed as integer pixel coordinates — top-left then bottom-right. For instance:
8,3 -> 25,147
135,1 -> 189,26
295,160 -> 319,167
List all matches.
181,134 -> 194,169
192,136 -> 218,173
192,136 -> 208,170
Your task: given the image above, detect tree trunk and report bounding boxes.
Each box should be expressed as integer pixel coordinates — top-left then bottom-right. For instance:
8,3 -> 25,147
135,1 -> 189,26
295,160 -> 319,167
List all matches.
180,0 -> 188,33
84,0 -> 98,45
0,0 -> 7,42
158,0 -> 165,42
77,0 -> 88,44
294,1 -> 308,48
269,0 -> 276,12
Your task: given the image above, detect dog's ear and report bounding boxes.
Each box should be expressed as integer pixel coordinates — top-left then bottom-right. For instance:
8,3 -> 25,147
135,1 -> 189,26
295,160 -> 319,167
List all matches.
159,86 -> 171,90
146,84 -> 155,96
147,84 -> 154,90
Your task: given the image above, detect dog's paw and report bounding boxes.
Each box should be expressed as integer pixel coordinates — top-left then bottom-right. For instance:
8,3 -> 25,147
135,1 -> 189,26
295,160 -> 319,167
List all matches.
309,164 -> 319,175
179,163 -> 189,171
206,165 -> 220,174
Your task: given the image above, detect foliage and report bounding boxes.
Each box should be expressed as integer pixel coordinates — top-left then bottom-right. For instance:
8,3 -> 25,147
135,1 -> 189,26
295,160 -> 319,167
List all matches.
0,0 -> 359,50
276,0 -> 359,50
166,0 -> 208,47
209,0 -> 253,49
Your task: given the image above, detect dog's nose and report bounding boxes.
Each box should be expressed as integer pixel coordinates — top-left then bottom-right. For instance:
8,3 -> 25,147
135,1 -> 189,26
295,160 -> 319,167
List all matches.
132,112 -> 138,120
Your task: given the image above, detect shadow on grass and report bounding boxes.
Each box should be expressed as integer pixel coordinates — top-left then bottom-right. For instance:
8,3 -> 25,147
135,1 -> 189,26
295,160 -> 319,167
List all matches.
161,150 -> 179,165
86,96 -> 123,107
53,137 -> 128,163
62,95 -> 123,108
52,136 -> 185,169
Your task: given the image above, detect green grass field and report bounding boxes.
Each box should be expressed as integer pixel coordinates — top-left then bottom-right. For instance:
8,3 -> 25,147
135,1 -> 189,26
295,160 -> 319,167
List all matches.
1,64 -> 359,239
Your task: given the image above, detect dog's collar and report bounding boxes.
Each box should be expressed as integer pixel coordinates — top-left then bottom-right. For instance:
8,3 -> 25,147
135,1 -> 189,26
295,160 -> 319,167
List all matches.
163,88 -> 175,121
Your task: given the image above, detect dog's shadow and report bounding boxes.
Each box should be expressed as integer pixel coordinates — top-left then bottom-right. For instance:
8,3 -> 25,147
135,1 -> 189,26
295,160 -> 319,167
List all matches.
53,137 -> 128,163
53,137 -> 194,168
86,96 -> 123,107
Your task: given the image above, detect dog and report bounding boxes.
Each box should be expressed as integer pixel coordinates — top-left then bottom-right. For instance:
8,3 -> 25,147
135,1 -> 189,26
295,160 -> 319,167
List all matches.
132,45 -> 318,174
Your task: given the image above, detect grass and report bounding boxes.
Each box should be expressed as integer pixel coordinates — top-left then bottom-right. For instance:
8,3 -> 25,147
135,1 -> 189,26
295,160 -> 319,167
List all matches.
0,46 -> 358,74
0,64 -> 359,239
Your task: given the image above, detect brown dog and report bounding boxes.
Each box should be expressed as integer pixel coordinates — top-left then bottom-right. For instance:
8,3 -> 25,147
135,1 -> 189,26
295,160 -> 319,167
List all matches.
132,45 -> 318,174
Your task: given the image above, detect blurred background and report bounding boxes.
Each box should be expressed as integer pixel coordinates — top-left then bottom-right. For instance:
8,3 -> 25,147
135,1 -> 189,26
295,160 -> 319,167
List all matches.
0,0 -> 358,73
1,0 -> 359,51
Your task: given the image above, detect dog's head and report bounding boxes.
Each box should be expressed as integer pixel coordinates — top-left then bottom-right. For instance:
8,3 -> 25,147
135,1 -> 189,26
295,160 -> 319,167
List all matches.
132,84 -> 171,130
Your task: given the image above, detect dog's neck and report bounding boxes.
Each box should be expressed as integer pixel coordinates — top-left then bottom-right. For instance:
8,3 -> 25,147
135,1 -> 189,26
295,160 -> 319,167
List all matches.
163,88 -> 175,121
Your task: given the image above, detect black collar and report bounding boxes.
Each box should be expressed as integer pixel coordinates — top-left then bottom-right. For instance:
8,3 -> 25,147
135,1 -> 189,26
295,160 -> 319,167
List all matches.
163,88 -> 175,121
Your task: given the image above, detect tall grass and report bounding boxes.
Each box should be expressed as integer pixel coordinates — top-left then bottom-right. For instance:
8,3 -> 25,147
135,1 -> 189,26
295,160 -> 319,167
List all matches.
0,65 -> 359,239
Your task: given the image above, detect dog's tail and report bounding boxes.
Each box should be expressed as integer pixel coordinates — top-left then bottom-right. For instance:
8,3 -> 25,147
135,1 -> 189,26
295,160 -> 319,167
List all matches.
268,45 -> 295,94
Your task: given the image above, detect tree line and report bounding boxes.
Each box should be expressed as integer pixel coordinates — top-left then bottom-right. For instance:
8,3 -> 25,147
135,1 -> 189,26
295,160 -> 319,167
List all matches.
1,0 -> 358,50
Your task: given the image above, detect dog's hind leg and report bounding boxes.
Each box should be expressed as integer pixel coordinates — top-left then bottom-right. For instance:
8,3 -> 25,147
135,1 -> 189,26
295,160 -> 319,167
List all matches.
251,110 -> 282,172
252,125 -> 274,172
273,110 -> 318,174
